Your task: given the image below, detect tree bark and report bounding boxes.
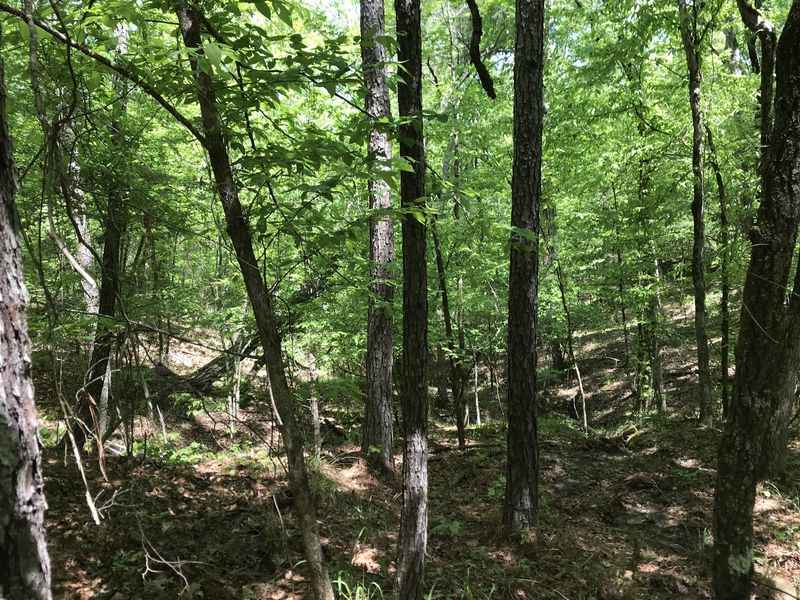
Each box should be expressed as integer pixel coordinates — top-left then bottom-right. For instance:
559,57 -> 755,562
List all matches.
394,0 -> 429,594
360,0 -> 396,474
0,46 -> 52,600
677,0 -> 713,424
713,4 -> 800,597
175,5 -> 333,599
503,0 -> 543,531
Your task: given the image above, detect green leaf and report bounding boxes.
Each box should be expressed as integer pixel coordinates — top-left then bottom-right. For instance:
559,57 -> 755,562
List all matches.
254,0 -> 271,19
17,20 -> 30,43
204,42 -> 223,68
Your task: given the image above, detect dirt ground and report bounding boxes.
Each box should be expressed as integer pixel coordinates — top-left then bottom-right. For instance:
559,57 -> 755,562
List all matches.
37,324 -> 800,599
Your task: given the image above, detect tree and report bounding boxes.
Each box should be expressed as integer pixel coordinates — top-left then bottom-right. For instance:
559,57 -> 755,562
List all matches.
712,2 -> 800,597
394,0 -> 429,594
174,4 -> 333,599
0,40 -> 52,600
360,0 -> 396,474
676,0 -> 713,424
503,0 -> 543,530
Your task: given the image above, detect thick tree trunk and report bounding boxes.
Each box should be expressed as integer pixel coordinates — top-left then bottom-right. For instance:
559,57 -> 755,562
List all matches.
713,5 -> 800,598
503,0 -> 543,531
677,0 -> 713,424
360,0 -> 396,474
175,6 -> 333,599
736,0 -> 795,479
394,0 -> 429,595
0,49 -> 52,600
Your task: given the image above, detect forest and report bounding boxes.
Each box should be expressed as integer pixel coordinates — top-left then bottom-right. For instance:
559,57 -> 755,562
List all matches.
1,0 -> 800,598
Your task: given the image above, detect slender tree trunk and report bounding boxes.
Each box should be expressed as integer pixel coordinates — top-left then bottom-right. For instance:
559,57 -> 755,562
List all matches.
309,352 -> 321,463
713,5 -> 800,598
0,46 -> 52,600
361,0 -> 396,475
556,263 -> 587,430
394,0 -> 428,594
634,322 -> 647,413
69,23 -> 129,449
706,124 -> 731,416
737,0 -> 776,183
650,260 -> 666,413
431,220 -> 467,447
677,0 -> 713,424
175,6 -> 333,599
611,183 -> 630,365
503,0 -> 543,531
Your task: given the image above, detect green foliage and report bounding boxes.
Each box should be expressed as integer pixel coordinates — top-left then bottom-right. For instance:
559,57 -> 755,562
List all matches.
131,436 -> 212,465
333,573 -> 386,600
485,475 -> 506,500
430,515 -> 462,537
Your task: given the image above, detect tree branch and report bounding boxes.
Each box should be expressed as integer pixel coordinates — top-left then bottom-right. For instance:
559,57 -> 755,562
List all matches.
465,0 -> 497,99
0,1 -> 206,146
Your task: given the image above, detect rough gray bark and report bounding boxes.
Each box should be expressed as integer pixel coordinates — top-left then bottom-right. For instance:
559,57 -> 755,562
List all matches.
677,0 -> 713,424
0,46 -> 52,600
360,0 -> 396,474
503,0 -> 543,531
175,5 -> 333,599
713,4 -> 800,597
394,0 -> 429,594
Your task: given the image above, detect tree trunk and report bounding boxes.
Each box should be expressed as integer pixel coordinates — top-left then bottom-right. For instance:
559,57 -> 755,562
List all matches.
69,23 -> 129,450
361,0 -> 396,475
737,0 -> 776,183
556,263 -> 587,430
185,335 -> 260,393
713,5 -> 800,598
0,48 -> 52,600
175,6 -> 333,599
677,0 -> 713,424
394,0 -> 429,594
309,352 -> 321,463
706,124 -> 731,416
503,0 -> 543,531
650,260 -> 666,413
611,183 -> 630,365
431,219 -> 467,447
736,0 -> 795,479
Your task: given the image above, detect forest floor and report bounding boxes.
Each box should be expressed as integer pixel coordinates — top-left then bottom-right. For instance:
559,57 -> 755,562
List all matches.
35,319 -> 800,599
